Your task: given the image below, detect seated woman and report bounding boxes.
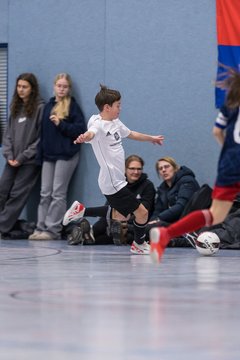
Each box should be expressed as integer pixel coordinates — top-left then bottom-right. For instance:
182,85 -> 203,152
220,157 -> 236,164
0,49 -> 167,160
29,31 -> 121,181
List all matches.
65,155 -> 156,245
145,156 -> 200,244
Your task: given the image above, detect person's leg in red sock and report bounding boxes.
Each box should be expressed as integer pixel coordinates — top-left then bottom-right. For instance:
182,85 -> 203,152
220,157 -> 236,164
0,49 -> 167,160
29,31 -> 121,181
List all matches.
150,197 -> 235,263
150,209 -> 213,263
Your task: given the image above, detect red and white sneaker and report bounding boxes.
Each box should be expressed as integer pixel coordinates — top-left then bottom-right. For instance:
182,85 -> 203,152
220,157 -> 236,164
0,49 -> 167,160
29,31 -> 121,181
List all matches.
63,201 -> 85,226
150,227 -> 169,263
130,241 -> 150,255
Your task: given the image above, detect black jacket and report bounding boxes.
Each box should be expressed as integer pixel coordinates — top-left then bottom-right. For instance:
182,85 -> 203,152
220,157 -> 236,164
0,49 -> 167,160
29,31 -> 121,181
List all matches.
151,166 -> 200,223
126,173 -> 155,218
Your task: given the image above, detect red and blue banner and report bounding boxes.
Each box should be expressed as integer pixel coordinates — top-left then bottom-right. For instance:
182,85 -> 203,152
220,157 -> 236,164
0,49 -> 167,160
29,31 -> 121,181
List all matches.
216,0 -> 240,108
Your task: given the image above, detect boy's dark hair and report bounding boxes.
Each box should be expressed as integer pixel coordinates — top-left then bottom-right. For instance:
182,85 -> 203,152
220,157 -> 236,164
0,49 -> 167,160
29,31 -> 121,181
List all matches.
95,84 -> 121,111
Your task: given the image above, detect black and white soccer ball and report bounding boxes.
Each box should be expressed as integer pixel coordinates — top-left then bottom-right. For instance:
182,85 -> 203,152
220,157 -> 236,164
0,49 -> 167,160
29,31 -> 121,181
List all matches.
195,231 -> 220,256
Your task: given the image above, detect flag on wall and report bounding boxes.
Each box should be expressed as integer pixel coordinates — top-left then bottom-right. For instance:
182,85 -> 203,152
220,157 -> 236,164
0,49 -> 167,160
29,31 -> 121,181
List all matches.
216,0 -> 240,108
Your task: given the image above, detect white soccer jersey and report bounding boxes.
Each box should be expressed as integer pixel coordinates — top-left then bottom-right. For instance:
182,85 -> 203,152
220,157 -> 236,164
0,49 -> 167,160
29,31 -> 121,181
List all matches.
87,114 -> 131,195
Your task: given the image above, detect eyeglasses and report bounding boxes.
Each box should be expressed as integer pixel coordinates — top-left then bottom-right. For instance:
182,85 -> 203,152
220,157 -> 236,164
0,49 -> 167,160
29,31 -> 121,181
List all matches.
127,167 -> 143,172
158,164 -> 171,171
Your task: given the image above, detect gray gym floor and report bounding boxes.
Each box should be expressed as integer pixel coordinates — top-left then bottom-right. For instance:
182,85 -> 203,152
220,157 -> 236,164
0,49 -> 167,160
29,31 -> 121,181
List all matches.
0,240 -> 239,360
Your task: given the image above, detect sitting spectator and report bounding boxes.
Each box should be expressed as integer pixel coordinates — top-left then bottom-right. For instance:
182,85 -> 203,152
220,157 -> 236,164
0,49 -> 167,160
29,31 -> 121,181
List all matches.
145,156 -> 200,243
0,73 -> 44,238
65,155 -> 156,245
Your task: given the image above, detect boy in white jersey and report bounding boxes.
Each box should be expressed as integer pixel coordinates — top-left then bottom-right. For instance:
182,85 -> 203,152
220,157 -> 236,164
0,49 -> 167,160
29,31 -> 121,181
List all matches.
63,84 -> 164,254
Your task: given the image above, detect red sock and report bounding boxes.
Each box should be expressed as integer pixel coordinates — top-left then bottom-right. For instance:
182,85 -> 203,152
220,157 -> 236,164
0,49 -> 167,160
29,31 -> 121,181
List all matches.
167,209 -> 213,240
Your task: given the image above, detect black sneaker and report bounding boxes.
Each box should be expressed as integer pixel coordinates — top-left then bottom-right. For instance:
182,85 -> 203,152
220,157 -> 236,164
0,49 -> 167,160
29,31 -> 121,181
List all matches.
183,232 -> 198,248
67,226 -> 83,245
79,218 -> 95,245
110,220 -> 127,246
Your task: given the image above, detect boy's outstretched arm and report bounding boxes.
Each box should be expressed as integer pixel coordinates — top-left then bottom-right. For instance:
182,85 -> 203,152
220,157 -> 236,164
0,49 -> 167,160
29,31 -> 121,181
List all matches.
127,131 -> 164,145
74,131 -> 95,144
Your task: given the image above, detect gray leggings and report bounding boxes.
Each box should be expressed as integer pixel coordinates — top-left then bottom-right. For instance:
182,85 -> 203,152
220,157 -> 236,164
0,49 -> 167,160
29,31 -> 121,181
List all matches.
36,152 -> 79,238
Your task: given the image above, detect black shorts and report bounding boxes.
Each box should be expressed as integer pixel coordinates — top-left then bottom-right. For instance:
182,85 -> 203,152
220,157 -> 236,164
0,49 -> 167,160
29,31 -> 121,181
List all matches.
105,186 -> 141,217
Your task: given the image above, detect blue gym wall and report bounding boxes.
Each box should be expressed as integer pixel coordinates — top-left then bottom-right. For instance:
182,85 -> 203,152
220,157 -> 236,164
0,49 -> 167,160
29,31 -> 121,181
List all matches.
0,0 -> 218,221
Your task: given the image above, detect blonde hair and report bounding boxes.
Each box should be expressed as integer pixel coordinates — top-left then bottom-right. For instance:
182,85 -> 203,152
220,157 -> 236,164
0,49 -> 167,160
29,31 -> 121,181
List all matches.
155,156 -> 179,176
52,73 -> 72,120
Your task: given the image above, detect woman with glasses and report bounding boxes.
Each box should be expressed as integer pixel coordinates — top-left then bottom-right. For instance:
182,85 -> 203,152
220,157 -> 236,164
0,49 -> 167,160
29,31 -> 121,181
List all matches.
145,156 -> 200,242
65,155 -> 155,246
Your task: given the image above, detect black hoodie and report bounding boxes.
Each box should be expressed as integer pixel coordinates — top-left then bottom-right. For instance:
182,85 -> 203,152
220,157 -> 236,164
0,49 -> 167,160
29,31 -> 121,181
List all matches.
126,172 -> 156,217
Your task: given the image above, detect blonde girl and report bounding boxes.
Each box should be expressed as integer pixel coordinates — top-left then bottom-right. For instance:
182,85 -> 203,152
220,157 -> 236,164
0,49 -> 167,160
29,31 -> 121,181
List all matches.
29,73 -> 86,240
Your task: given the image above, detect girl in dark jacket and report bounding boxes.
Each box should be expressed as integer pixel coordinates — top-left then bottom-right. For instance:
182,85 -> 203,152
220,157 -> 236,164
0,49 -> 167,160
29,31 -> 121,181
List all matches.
29,73 -> 86,240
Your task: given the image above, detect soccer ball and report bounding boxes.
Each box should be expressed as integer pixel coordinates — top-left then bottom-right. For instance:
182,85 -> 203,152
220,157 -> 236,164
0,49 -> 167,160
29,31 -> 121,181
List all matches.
195,231 -> 220,256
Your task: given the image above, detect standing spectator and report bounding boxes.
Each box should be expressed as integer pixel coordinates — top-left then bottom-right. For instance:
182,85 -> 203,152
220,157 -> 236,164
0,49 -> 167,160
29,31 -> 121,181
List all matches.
0,73 -> 44,237
29,73 -> 86,240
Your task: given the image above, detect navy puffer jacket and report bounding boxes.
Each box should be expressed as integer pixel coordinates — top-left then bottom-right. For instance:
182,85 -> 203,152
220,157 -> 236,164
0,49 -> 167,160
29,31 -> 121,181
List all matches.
151,166 -> 200,223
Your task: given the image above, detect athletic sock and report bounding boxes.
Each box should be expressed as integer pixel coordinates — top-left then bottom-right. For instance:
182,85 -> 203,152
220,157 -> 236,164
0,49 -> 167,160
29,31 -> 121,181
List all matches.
167,209 -> 213,240
133,220 -> 147,244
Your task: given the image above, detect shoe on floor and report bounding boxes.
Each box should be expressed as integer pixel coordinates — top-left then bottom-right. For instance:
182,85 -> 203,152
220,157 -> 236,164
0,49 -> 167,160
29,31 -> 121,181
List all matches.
183,232 -> 198,248
29,231 -> 54,240
79,218 -> 95,245
110,220 -> 127,246
67,219 -> 95,246
150,227 -> 169,263
63,201 -> 85,226
130,240 -> 150,255
67,226 -> 83,245
28,230 -> 42,240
